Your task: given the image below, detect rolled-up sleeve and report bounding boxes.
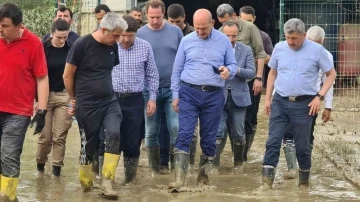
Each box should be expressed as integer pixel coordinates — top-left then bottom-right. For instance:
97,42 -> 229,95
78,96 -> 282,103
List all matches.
171,40 -> 186,99
250,24 -> 267,59
268,44 -> 279,69
145,45 -> 159,100
318,47 -> 333,73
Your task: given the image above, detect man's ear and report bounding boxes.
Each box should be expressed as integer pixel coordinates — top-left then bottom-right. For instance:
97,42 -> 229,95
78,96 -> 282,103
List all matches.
212,19 -> 215,25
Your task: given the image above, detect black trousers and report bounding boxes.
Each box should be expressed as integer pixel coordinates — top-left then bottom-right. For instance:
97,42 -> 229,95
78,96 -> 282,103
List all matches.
245,79 -> 262,136
76,98 -> 122,165
117,93 -> 144,158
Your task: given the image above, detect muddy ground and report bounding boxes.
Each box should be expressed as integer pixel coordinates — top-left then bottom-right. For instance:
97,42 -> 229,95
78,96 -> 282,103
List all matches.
18,97 -> 360,202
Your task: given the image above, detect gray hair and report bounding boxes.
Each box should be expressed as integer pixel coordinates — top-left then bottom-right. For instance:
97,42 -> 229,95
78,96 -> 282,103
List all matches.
216,4 -> 235,17
306,26 -> 325,42
284,18 -> 305,34
99,12 -> 128,31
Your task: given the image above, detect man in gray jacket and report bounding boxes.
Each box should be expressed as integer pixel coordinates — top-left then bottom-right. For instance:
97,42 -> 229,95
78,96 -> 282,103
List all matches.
213,20 -> 255,171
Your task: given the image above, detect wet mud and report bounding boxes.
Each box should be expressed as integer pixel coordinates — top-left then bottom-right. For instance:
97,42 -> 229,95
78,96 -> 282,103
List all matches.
18,99 -> 360,201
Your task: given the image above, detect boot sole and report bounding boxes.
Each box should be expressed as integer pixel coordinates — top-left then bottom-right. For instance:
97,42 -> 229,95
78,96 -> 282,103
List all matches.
100,193 -> 119,200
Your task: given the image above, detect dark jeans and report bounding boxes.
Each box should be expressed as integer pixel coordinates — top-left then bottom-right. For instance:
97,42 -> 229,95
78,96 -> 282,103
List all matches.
245,79 -> 261,136
117,93 -> 144,158
159,111 -> 169,167
0,112 -> 30,178
284,114 -> 317,147
76,97 -> 122,165
263,93 -> 313,170
175,84 -> 224,156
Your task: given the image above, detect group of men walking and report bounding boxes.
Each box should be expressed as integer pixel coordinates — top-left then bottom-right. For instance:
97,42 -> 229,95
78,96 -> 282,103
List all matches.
0,0 -> 336,201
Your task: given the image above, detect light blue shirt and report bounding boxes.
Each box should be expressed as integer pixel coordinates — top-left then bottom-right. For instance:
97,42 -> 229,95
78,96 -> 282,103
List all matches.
269,39 -> 333,97
171,29 -> 238,99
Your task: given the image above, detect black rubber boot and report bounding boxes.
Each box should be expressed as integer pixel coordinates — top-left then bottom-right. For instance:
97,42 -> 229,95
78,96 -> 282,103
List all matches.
146,146 -> 160,174
261,166 -> 275,189
124,157 -> 139,184
98,155 -> 104,177
169,144 -> 175,172
52,165 -> 61,177
233,140 -> 246,169
249,127 -> 257,149
189,135 -> 198,166
37,163 -> 45,173
284,146 -> 297,180
299,169 -> 310,187
168,149 -> 189,193
92,149 -> 100,175
197,155 -> 214,185
243,134 -> 252,162
213,138 -> 224,171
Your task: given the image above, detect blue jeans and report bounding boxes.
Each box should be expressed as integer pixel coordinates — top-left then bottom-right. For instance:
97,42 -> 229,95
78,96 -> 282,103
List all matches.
0,112 -> 31,178
175,84 -> 224,156
263,93 -> 313,170
143,88 -> 179,147
217,94 -> 246,142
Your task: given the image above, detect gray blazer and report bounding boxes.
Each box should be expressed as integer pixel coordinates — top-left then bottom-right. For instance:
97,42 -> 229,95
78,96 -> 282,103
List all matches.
224,42 -> 256,107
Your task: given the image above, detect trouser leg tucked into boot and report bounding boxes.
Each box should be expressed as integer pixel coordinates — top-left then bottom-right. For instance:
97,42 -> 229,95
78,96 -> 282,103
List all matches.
146,146 -> 160,175
168,149 -> 189,193
79,164 -> 93,192
197,155 -> 214,185
284,145 -> 297,180
298,169 -> 310,187
124,157 -> 139,184
0,176 -> 18,201
261,166 -> 275,189
212,138 -> 224,172
101,153 -> 120,199
233,140 -> 246,169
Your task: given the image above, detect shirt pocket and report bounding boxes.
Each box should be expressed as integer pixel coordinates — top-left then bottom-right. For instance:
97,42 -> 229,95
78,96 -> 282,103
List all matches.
298,57 -> 318,74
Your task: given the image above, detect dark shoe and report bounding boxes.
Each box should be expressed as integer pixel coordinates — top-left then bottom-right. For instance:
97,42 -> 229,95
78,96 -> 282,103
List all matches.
243,135 -> 252,162
169,144 -> 175,172
284,146 -> 297,180
168,149 -> 189,193
37,163 -> 45,173
233,140 -> 246,169
92,149 -> 100,175
52,165 -> 61,177
299,169 -> 310,187
197,155 -> 214,185
146,146 -> 160,174
261,166 -> 275,189
124,157 -> 139,184
189,136 -> 198,166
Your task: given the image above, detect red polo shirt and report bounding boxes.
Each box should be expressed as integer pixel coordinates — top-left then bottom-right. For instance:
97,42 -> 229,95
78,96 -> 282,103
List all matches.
0,28 -> 47,117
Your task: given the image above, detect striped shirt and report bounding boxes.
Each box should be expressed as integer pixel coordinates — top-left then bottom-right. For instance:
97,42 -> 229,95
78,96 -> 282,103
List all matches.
112,37 -> 159,100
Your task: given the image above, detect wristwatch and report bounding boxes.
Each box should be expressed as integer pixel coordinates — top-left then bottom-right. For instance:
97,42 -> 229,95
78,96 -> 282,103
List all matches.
37,109 -> 47,115
325,108 -> 332,111
255,77 -> 262,81
316,93 -> 324,101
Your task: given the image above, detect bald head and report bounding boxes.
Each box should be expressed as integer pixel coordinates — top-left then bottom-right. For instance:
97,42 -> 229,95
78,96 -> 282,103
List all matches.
193,9 -> 213,39
193,9 -> 212,23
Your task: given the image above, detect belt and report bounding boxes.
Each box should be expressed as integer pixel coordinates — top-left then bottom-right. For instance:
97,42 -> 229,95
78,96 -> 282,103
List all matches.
50,89 -> 66,93
278,93 -> 315,102
116,92 -> 142,98
181,81 -> 222,92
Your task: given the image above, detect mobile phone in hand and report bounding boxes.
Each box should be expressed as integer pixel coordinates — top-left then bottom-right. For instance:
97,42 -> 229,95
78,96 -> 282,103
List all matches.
213,66 -> 224,74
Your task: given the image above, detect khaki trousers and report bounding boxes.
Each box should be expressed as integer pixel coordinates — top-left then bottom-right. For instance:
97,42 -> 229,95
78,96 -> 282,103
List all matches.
36,91 -> 72,167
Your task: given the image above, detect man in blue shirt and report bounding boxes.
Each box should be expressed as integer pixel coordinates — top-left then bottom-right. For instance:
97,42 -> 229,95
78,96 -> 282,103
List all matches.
262,18 -> 336,189
137,0 -> 183,175
169,9 -> 237,192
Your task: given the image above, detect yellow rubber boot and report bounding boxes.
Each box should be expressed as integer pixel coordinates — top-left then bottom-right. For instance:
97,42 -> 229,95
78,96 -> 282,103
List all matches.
1,176 -> 18,201
79,164 -> 93,192
101,153 -> 120,199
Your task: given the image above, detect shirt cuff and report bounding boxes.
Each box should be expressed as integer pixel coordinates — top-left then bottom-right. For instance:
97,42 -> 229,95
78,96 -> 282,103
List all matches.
149,92 -> 157,101
172,92 -> 179,99
236,67 -> 241,76
324,101 -> 332,109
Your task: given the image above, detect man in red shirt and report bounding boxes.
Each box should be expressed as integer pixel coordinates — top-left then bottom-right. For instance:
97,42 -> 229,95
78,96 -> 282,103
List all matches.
0,3 -> 49,201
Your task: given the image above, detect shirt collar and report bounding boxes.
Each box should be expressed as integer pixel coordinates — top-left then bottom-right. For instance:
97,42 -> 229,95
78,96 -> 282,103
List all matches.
44,38 -> 72,49
236,19 -> 244,31
197,28 -> 214,40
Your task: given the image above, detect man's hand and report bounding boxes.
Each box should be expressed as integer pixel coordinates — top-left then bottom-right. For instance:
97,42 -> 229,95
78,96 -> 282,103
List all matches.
67,99 -> 76,116
322,109 -> 331,123
172,99 -> 179,113
308,97 -> 321,116
219,66 -> 230,80
29,111 -> 46,135
264,100 -> 271,117
146,100 -> 156,116
253,80 -> 263,95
